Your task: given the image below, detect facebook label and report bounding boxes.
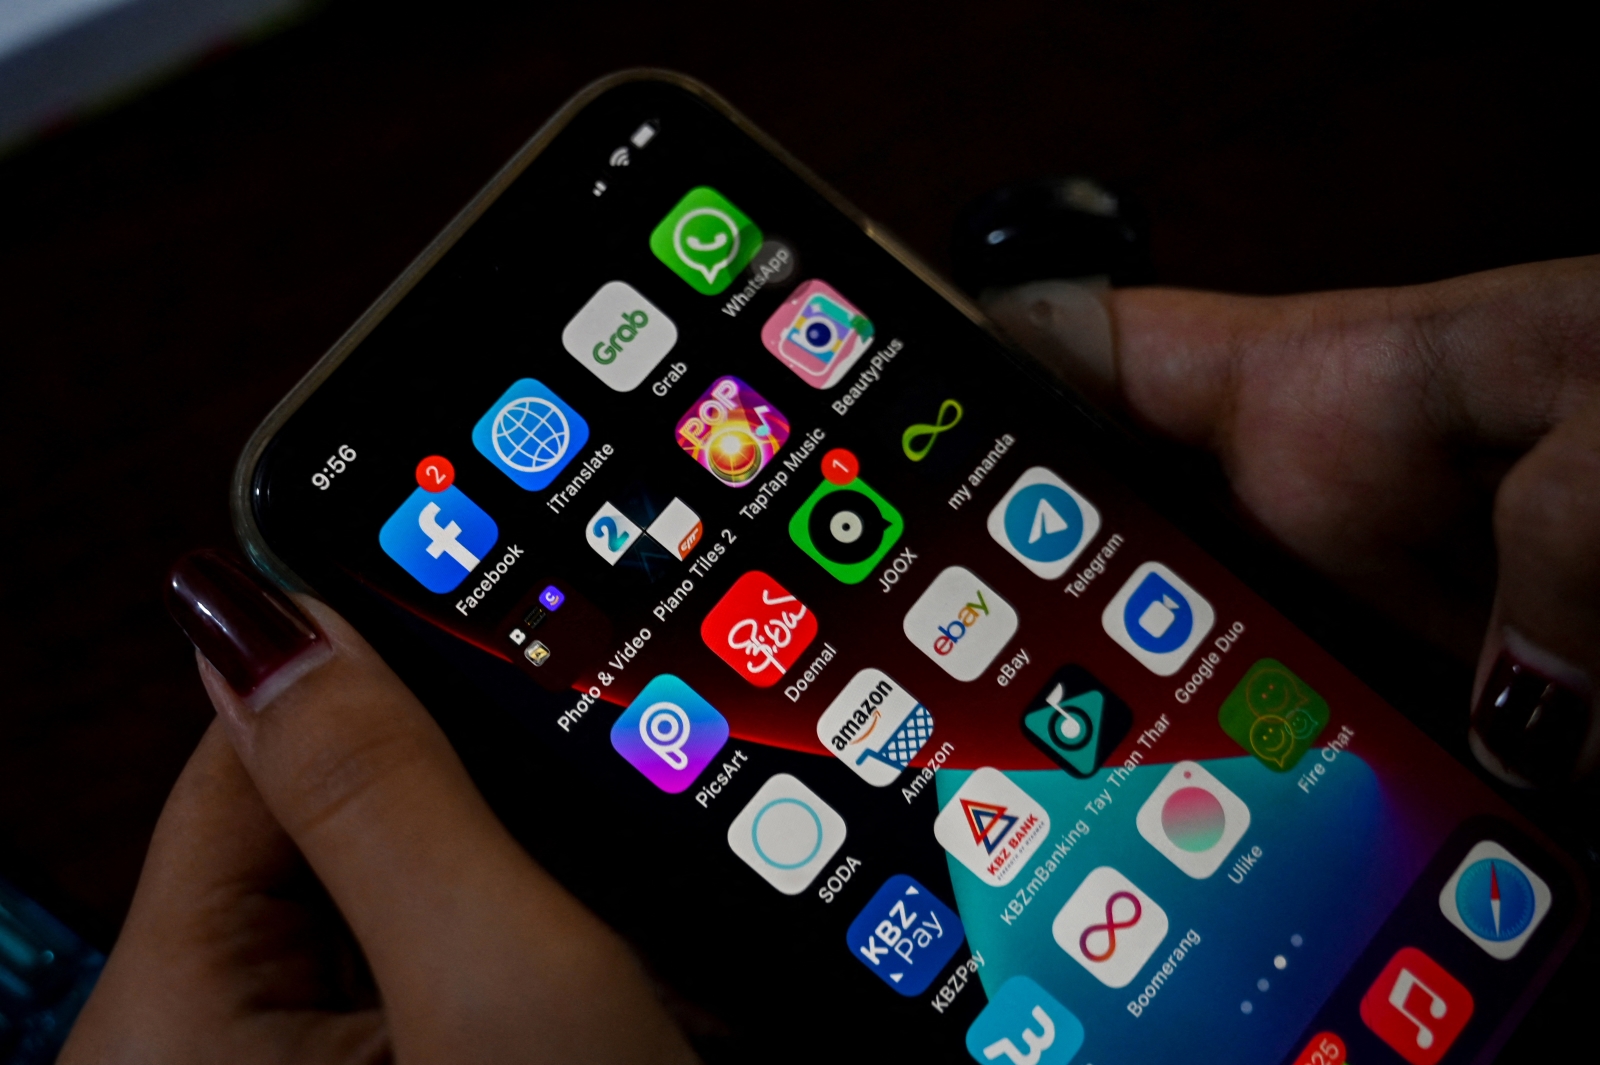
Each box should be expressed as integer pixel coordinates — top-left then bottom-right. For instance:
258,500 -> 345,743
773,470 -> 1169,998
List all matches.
846,874 -> 965,996
379,485 -> 499,593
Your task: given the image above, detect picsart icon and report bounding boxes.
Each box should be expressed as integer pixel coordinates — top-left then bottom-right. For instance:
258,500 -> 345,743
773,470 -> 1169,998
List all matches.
610,675 -> 728,793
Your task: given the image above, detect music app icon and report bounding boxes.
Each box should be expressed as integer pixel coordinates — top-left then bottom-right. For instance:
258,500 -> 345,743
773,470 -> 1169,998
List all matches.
1360,947 -> 1474,1065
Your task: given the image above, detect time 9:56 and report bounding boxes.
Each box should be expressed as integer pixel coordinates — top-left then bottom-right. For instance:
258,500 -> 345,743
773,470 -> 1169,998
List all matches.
311,444 -> 358,490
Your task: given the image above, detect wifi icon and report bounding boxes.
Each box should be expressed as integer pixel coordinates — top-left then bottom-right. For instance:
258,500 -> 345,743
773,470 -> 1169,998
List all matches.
608,146 -> 630,167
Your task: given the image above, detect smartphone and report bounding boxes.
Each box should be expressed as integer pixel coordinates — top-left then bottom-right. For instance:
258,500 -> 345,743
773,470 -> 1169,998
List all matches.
235,71 -> 1586,1064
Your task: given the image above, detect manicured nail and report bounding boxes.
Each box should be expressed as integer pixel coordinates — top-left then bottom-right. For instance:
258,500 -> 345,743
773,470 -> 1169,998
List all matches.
1471,651 -> 1592,788
165,549 -> 329,709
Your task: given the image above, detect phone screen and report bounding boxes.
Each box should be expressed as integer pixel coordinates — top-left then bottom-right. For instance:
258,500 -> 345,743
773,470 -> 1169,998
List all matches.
244,75 -> 1583,1065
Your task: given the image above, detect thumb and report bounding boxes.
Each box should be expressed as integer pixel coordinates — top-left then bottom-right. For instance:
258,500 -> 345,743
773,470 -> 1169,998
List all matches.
980,280 -> 1119,405
1470,399 -> 1600,787
165,549 -> 696,1064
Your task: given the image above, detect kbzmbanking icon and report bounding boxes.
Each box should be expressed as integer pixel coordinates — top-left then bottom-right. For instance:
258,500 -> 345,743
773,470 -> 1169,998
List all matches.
934,768 -> 1050,887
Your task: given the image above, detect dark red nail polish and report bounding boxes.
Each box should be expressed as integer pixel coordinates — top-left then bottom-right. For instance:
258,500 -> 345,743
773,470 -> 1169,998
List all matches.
165,549 -> 324,703
1472,652 -> 1591,787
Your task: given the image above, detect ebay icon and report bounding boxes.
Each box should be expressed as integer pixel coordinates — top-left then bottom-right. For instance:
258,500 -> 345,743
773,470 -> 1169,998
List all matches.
902,566 -> 1019,681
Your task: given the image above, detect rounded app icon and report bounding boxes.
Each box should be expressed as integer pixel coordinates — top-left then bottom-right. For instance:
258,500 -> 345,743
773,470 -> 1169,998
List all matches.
610,675 -> 729,794
649,186 -> 763,295
760,279 -> 875,389
965,976 -> 1084,1065
789,474 -> 904,584
933,767 -> 1051,887
379,484 -> 499,593
1021,665 -> 1133,778
845,874 -> 965,996
816,669 -> 934,786
1051,866 -> 1170,989
471,378 -> 589,491
1101,561 -> 1215,676
1360,947 -> 1473,1065
1135,761 -> 1251,879
1217,659 -> 1331,772
903,567 -> 1019,682
1438,840 -> 1552,959
987,467 -> 1101,579
727,773 -> 847,895
700,571 -> 817,688
562,280 -> 678,391
675,376 -> 789,486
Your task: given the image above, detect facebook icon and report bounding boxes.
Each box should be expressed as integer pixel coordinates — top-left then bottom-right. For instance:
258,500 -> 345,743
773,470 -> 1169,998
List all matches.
379,485 -> 499,593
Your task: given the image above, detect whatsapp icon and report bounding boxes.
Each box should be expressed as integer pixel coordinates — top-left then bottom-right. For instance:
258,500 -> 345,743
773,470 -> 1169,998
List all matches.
650,186 -> 763,295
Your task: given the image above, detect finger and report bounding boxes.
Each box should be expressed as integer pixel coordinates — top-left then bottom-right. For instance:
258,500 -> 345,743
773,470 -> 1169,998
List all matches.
1470,398 -> 1600,786
985,257 -> 1600,661
165,549 -> 696,1064
985,255 -> 1600,453
980,279 -> 1117,403
60,722 -> 386,1065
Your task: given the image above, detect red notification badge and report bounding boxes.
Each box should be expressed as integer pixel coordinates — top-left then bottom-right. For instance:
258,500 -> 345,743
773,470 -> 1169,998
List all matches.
821,448 -> 859,485
416,455 -> 455,492
1291,1032 -> 1347,1065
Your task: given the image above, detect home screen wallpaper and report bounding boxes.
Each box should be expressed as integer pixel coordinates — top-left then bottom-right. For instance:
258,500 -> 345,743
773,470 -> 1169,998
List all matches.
252,79 -> 1581,1065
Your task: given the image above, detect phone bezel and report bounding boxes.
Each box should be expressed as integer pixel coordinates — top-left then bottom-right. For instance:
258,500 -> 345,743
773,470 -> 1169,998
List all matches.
229,68 -> 1595,1060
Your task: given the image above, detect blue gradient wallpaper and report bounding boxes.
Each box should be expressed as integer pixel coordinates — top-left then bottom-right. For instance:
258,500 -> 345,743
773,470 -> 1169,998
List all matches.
938,755 -> 1400,1065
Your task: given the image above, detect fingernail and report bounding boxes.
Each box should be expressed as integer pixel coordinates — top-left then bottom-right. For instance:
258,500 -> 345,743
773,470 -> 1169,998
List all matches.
165,549 -> 329,709
1471,650 -> 1592,788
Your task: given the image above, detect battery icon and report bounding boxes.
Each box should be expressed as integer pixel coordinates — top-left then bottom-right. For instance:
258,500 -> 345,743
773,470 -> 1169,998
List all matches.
630,122 -> 657,149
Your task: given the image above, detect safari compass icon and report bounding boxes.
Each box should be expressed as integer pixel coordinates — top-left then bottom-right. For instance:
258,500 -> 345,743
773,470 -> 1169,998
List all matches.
650,186 -> 763,295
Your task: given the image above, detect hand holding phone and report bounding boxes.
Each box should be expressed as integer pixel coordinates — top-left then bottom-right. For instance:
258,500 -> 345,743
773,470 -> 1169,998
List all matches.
66,73 -> 1594,1064
60,550 -> 700,1065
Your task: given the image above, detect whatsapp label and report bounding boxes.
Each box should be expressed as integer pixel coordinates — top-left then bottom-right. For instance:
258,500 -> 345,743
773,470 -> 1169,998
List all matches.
650,186 -> 763,295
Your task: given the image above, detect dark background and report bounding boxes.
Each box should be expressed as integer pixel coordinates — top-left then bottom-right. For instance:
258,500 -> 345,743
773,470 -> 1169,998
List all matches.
1,0 -> 1595,1042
